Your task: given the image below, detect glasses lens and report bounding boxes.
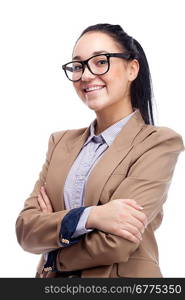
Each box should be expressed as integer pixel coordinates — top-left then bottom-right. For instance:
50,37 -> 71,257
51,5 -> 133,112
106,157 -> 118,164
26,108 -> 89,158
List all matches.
64,62 -> 83,81
88,55 -> 109,75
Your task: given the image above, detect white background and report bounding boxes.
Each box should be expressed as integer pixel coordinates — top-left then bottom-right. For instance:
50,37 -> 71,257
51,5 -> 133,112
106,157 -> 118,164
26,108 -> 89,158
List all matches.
0,0 -> 184,277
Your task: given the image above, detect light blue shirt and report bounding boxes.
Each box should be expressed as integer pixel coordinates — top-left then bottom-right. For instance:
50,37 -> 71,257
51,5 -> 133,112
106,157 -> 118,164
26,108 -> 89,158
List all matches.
63,110 -> 136,238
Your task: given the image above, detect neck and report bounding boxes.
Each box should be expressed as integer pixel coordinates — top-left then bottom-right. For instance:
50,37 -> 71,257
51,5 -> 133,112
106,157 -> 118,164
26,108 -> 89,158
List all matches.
94,101 -> 133,135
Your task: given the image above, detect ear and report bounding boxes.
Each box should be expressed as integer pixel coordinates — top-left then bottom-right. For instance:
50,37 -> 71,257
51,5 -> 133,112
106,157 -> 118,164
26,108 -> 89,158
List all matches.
128,59 -> 140,81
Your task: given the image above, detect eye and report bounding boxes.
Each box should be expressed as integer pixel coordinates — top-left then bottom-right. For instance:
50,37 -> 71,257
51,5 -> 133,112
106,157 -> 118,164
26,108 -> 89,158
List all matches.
73,64 -> 83,72
97,59 -> 108,65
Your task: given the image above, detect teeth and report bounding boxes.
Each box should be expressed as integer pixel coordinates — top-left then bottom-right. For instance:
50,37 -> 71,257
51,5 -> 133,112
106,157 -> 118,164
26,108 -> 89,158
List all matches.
84,86 -> 104,92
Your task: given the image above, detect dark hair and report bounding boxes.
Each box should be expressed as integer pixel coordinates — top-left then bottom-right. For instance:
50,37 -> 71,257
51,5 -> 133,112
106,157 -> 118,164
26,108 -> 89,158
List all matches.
78,23 -> 155,125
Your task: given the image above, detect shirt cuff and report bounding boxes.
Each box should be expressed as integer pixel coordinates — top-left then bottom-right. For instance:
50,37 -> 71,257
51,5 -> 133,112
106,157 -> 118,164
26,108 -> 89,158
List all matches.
44,206 -> 88,272
71,206 -> 94,238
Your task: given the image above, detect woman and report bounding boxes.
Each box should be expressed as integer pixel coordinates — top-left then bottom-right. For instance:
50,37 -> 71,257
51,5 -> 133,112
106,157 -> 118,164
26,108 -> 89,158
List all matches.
16,23 -> 184,278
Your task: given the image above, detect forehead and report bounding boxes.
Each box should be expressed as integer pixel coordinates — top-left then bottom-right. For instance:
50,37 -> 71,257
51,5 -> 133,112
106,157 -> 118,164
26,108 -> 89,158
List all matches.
73,31 -> 122,60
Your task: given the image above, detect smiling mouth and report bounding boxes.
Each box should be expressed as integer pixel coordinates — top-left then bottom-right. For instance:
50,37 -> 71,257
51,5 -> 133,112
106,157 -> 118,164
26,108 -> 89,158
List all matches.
83,85 -> 106,93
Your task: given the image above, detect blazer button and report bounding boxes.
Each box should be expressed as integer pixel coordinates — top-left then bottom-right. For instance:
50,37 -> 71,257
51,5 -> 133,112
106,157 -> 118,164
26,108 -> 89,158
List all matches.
43,267 -> 52,272
61,238 -> 70,244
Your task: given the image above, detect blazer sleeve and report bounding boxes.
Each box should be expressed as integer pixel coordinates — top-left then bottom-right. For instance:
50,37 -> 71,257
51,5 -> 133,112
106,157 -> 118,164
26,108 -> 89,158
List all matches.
56,127 -> 185,272
15,130 -> 71,254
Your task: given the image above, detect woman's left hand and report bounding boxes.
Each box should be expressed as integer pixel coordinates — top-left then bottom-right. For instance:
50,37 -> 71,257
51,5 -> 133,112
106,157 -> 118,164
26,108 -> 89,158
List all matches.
37,186 -> 53,213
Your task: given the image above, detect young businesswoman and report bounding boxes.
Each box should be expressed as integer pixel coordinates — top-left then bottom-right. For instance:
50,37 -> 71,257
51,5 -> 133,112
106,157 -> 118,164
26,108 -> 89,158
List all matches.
16,23 -> 184,278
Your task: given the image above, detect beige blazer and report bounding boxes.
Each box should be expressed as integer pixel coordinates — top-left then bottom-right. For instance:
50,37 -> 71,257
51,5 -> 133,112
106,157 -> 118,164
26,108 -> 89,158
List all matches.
16,109 -> 185,278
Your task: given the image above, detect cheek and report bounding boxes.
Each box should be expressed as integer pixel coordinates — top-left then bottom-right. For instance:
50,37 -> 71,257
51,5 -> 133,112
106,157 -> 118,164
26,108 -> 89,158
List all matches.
73,82 -> 79,92
73,83 -> 83,97
103,67 -> 128,95
111,64 -> 128,81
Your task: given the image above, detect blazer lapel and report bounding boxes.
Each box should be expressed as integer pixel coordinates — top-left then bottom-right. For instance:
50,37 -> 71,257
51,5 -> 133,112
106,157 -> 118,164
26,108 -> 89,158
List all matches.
47,126 -> 90,211
83,110 -> 146,207
57,127 -> 90,211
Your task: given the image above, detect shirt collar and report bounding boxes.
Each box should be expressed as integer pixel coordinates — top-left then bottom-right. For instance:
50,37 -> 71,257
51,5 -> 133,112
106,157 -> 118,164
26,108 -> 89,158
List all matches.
84,110 -> 137,147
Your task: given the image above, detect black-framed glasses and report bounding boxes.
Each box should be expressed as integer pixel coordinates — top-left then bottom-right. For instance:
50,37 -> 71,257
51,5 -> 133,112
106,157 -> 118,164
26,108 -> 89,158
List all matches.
62,52 -> 132,82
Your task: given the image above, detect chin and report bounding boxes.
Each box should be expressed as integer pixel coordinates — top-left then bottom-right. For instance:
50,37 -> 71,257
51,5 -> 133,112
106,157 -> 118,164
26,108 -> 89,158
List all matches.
90,103 -> 112,112
87,104 -> 103,111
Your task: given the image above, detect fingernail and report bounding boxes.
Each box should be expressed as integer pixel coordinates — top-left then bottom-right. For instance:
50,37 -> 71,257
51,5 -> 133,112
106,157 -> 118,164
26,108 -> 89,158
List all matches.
137,205 -> 143,210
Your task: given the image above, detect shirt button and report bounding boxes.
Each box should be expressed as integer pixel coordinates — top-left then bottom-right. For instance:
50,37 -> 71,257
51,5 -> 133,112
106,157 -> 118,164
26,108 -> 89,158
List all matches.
77,175 -> 85,180
84,163 -> 90,167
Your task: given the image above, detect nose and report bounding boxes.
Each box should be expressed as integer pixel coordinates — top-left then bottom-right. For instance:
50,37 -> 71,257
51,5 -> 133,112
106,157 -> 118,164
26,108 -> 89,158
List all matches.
81,65 -> 96,81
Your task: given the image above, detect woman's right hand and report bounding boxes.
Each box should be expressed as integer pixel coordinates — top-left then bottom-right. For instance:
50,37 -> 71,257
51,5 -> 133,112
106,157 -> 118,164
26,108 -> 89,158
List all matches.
86,199 -> 147,243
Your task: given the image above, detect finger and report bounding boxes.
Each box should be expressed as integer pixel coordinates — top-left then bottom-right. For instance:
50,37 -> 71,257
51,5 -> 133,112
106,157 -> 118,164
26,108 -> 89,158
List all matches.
121,223 -> 143,240
40,186 -> 52,208
117,229 -> 140,244
128,201 -> 144,211
37,194 -> 47,213
40,186 -> 53,212
120,199 -> 143,210
130,208 -> 147,228
126,215 -> 146,234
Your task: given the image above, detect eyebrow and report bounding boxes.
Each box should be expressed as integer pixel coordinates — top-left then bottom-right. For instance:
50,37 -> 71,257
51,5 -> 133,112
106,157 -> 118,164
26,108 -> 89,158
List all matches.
72,50 -> 109,60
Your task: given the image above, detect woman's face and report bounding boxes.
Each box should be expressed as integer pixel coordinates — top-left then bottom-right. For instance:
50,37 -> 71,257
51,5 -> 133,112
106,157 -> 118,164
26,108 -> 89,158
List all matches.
72,31 -> 139,113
